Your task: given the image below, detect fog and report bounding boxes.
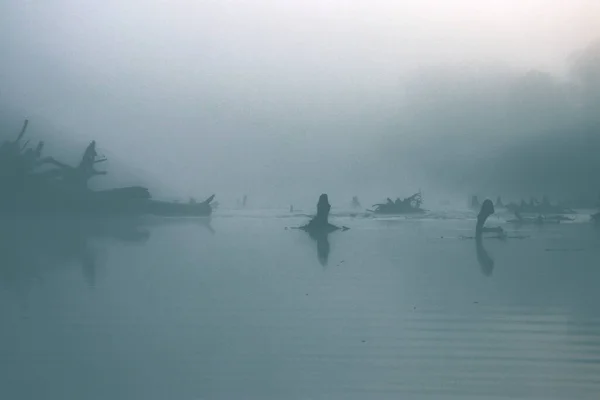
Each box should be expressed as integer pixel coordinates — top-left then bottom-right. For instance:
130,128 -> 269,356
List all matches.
4,4 -> 600,398
2,0 -> 600,207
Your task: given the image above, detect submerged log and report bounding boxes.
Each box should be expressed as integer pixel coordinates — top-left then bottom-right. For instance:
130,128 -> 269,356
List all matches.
144,194 -> 215,217
93,186 -> 152,201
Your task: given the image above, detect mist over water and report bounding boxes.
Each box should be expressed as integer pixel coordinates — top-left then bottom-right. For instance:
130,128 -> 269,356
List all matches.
2,0 -> 600,202
2,1 -> 600,399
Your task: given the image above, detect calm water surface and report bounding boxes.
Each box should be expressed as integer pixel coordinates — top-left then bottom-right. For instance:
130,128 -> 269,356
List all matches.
1,211 -> 600,399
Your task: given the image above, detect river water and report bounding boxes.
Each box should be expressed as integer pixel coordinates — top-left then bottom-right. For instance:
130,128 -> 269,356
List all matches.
1,210 -> 599,399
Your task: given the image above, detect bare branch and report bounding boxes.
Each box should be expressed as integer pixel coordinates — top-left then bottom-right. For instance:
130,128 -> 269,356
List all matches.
20,139 -> 30,152
14,119 -> 29,143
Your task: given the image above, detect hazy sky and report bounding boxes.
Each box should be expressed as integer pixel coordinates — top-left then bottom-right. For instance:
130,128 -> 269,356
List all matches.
1,0 -> 599,206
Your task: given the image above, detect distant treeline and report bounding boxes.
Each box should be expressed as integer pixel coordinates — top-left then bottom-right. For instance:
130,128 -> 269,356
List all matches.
389,39 -> 600,203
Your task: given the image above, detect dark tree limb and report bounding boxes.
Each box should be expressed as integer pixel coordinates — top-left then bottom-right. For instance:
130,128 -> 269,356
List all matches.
14,119 -> 29,143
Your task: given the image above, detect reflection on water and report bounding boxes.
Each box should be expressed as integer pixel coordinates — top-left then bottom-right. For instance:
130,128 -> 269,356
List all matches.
475,235 -> 495,276
0,216 -> 215,296
1,213 -> 600,399
0,216 -> 149,292
307,230 -> 331,267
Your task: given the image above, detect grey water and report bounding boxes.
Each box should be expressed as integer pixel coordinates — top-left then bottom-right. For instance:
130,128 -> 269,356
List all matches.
2,211 -> 600,400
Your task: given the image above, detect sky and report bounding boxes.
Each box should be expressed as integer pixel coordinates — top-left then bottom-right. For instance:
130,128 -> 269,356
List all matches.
1,0 -> 599,207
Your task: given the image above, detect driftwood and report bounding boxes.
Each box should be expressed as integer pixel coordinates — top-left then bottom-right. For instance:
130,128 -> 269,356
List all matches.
371,191 -> 425,214
0,119 -> 214,217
